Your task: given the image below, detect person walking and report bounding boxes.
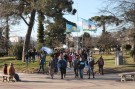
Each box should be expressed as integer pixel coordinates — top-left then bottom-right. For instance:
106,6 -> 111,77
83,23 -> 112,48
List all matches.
58,53 -> 67,79
77,57 -> 85,79
54,54 -> 59,74
38,51 -> 46,73
68,52 -> 72,68
49,54 -> 56,79
73,54 -> 79,78
96,55 -> 104,75
87,55 -> 95,79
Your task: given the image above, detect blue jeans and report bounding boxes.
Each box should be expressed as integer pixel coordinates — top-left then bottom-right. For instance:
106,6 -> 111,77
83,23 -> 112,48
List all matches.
88,67 -> 95,78
79,69 -> 84,79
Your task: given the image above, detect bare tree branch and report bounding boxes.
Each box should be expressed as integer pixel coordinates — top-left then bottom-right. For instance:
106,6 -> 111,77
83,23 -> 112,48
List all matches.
20,15 -> 29,26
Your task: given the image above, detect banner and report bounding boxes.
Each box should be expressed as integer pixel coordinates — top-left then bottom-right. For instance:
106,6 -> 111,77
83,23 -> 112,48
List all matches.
66,23 -> 79,32
78,18 -> 97,31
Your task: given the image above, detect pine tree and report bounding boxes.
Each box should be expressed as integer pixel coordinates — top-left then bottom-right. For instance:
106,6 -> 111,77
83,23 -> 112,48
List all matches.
37,11 -> 45,50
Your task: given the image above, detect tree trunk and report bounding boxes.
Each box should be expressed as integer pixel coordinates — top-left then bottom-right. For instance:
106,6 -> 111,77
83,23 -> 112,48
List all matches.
22,9 -> 36,62
133,36 -> 135,62
102,23 -> 106,33
5,16 -> 9,55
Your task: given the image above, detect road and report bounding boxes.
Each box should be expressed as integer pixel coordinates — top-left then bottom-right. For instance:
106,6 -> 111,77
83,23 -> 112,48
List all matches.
0,69 -> 135,89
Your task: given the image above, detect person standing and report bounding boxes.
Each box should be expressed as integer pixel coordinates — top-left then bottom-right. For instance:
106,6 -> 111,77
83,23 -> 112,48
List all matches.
97,56 -> 104,75
73,55 -> 79,78
87,55 -> 95,79
58,53 -> 67,79
77,57 -> 85,79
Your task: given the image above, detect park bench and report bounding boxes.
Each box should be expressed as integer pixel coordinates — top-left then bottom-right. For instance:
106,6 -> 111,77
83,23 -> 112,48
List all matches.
118,72 -> 135,82
0,74 -> 14,82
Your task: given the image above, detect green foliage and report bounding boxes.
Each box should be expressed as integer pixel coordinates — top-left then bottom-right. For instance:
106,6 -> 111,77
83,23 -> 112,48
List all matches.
9,43 -> 23,60
91,15 -> 122,33
37,11 -> 45,50
82,32 -> 92,48
0,52 -> 7,57
44,18 -> 66,47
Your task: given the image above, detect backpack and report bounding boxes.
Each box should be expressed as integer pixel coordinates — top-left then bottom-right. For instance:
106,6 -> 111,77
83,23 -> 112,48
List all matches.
98,58 -> 104,65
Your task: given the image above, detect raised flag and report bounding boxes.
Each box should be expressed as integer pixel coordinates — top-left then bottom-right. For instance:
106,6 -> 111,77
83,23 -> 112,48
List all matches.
78,18 -> 97,31
66,23 -> 79,32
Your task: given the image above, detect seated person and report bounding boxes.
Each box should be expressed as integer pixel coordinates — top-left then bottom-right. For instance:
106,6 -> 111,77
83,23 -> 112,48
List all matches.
7,63 -> 21,81
2,64 -> 8,75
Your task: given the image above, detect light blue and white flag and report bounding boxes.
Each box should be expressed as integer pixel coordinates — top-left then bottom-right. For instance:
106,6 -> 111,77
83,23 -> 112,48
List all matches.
78,18 -> 97,31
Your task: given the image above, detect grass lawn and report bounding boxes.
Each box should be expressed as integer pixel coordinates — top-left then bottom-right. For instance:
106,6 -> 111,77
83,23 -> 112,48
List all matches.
0,56 -> 51,73
0,53 -> 135,74
93,54 -> 135,74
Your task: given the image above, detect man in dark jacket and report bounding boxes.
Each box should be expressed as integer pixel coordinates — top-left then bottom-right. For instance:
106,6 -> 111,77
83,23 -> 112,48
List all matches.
58,53 -> 67,79
87,55 -> 95,79
77,58 -> 85,79
96,56 -> 104,75
73,55 -> 79,78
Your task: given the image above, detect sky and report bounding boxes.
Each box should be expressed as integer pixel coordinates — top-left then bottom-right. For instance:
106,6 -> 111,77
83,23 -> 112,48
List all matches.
10,0 -> 104,40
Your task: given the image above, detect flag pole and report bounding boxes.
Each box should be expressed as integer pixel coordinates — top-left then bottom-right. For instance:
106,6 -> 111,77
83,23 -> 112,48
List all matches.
76,1 -> 79,52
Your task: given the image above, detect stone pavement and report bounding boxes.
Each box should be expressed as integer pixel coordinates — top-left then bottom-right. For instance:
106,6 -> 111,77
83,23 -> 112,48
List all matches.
0,70 -> 135,89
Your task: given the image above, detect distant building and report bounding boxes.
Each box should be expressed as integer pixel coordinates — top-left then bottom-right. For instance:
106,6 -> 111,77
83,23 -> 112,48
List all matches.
9,36 -> 36,47
10,36 -> 25,43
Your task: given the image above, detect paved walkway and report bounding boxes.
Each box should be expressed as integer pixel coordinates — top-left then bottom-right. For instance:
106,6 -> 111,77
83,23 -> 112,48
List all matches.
0,70 -> 135,89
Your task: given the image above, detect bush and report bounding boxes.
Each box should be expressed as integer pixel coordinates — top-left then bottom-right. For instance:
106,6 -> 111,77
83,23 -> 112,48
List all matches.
123,44 -> 132,51
0,51 -> 8,57
9,43 -> 23,60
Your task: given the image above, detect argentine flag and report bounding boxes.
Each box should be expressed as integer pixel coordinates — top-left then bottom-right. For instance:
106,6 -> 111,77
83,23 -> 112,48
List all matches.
78,18 -> 97,31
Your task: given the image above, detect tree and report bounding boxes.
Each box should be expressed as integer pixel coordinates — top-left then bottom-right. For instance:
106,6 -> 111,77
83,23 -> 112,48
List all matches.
102,0 -> 135,61
44,19 -> 66,48
0,0 -> 76,62
91,15 -> 122,33
37,11 -> 45,50
82,32 -> 92,48
97,32 -> 119,54
0,0 -> 36,61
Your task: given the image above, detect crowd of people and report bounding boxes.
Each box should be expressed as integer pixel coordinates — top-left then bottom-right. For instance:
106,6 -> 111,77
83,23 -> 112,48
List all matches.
2,48 -> 104,81
48,49 -> 105,79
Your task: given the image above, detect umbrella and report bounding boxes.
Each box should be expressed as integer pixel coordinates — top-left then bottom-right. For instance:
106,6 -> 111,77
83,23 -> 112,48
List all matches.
41,47 -> 53,54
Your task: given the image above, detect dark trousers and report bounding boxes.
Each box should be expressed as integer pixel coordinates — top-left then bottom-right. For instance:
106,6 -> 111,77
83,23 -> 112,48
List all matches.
78,69 -> 84,79
98,65 -> 104,75
38,64 -> 45,73
74,67 -> 78,78
88,67 -> 95,78
69,61 -> 72,68
60,67 -> 66,79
